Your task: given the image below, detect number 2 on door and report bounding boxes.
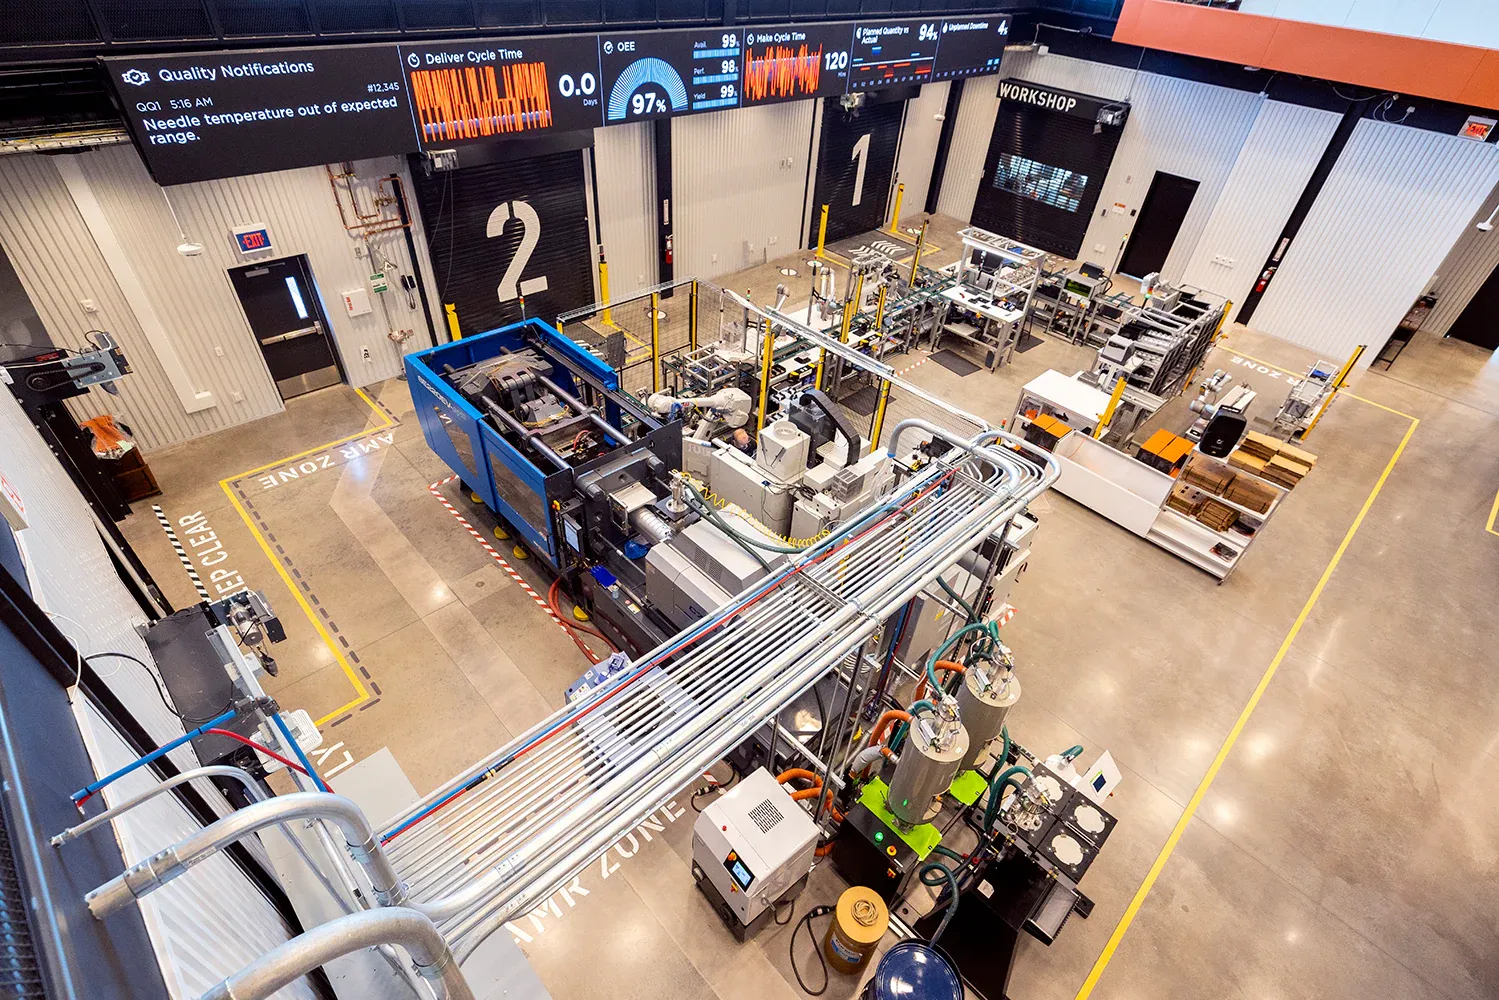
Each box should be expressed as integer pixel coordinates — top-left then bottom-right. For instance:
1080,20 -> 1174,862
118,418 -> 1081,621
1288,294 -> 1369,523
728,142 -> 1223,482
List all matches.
487,200 -> 549,304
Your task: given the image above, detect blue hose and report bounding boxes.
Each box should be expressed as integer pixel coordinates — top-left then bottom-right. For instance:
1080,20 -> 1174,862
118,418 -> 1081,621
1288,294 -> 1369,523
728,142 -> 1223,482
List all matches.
272,712 -> 329,793
72,708 -> 238,802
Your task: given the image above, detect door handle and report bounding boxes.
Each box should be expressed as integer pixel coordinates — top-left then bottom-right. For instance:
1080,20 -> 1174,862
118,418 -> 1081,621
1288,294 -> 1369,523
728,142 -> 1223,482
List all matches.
262,322 -> 322,345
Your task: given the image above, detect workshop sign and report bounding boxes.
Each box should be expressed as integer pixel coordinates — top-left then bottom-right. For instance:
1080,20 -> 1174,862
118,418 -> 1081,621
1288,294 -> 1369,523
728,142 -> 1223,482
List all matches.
999,79 -> 1123,123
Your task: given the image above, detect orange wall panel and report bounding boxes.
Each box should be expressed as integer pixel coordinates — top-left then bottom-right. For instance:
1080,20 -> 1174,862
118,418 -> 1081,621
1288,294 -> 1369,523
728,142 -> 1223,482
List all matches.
1113,0 -> 1499,110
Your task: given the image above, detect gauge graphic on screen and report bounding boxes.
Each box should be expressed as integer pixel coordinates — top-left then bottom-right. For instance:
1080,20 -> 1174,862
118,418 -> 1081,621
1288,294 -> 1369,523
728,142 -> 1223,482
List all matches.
605,56 -> 689,121
601,29 -> 742,122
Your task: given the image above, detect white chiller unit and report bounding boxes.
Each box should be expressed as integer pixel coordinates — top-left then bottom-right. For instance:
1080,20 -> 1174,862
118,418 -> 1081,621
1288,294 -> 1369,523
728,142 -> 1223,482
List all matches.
691,768 -> 819,940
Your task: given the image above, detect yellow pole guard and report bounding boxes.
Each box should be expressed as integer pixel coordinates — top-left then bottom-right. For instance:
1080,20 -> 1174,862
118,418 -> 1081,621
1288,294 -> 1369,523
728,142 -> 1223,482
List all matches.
871,377 -> 893,447
911,221 -> 928,276
599,259 -> 613,327
1300,343 -> 1365,442
874,283 -> 889,330
1094,375 -> 1128,439
816,204 -> 829,258
756,320 -> 775,433
888,182 -> 904,235
814,350 -> 826,391
689,279 -> 699,351
444,303 -> 461,341
650,292 -> 662,393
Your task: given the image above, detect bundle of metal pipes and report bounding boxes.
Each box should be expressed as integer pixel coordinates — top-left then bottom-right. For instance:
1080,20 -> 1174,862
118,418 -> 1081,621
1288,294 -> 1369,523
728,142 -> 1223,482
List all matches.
377,419 -> 1055,958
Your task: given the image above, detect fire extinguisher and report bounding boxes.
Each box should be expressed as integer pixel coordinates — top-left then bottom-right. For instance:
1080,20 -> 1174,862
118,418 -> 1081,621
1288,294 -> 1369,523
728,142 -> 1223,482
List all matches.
1253,266 -> 1276,293
664,233 -> 674,266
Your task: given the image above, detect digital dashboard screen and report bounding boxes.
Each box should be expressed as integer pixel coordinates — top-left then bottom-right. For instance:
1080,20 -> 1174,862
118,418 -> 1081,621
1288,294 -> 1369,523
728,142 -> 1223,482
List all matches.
848,19 -> 941,91
400,35 -> 604,145
103,46 -> 416,185
740,23 -> 855,106
932,18 -> 1013,80
599,28 -> 743,123
108,17 -> 1011,184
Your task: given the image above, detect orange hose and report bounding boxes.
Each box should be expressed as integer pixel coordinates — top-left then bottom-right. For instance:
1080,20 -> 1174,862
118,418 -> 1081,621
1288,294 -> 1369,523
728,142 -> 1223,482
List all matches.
866,710 -> 911,748
776,768 -> 822,789
789,787 -> 822,801
914,660 -> 966,703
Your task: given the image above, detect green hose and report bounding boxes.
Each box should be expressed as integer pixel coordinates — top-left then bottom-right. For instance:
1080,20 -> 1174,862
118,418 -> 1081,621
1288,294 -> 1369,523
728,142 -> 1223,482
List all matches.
682,480 -> 804,557
935,576 -> 978,624
1061,744 -> 1084,759
918,861 -> 962,943
926,621 -> 998,696
681,481 -> 773,569
983,764 -> 1032,832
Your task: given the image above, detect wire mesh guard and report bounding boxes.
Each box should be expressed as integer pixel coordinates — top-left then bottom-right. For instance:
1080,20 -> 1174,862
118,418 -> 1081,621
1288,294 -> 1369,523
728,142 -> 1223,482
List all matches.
380,420 -> 1056,951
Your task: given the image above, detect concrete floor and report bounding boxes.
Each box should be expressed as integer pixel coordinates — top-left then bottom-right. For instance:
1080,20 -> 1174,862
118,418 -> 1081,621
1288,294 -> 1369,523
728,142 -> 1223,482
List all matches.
122,215 -> 1499,1000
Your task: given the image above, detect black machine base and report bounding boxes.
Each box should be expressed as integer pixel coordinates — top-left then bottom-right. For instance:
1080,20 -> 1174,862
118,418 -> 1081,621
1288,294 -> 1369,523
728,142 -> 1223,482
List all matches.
691,861 -> 807,943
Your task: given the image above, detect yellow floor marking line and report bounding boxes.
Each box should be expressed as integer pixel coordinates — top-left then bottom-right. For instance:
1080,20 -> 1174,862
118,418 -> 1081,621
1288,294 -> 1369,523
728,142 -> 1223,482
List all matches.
219,386 -> 392,726
1075,403 -> 1420,1000
1487,489 -> 1499,538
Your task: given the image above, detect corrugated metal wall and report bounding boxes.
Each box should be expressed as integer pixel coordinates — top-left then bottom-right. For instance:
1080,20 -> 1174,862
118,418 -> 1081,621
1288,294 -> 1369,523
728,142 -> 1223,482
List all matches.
999,52 -> 1264,278
0,384 -> 311,998
1420,180 -> 1499,335
0,147 -> 443,453
1180,100 -> 1343,308
892,81 -> 950,226
672,100 -> 815,281
593,122 -> 659,298
935,73 -> 1000,222
1252,120 -> 1499,361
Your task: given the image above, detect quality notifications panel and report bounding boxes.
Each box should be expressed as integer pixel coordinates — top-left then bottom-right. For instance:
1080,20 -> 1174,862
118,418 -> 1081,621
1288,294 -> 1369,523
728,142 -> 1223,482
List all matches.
104,15 -> 1010,185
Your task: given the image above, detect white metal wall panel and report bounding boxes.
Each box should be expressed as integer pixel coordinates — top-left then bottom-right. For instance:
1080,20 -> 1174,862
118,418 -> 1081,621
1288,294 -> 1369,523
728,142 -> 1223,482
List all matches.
935,73 -> 1000,222
1252,119 -> 1499,361
1420,180 -> 1499,335
1180,100 -> 1342,308
0,153 -> 242,451
75,701 -> 316,1000
0,384 -> 196,763
672,100 -> 815,281
593,122 -> 658,297
892,81 -> 950,225
0,148 -> 445,452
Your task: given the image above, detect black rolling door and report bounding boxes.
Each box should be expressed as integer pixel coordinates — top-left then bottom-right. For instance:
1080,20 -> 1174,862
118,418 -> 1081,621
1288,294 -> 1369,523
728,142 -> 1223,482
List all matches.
970,86 -> 1126,259
413,149 -> 594,335
809,96 -> 904,246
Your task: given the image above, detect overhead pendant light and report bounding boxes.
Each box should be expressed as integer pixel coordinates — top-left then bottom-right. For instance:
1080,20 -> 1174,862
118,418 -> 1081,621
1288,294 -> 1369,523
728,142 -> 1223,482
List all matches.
159,187 -> 204,256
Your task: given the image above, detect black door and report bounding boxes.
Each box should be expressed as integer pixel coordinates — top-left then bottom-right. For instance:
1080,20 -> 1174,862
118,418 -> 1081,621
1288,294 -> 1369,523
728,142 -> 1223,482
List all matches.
229,256 -> 342,399
809,97 -> 904,247
1117,172 -> 1199,279
1447,261 -> 1499,351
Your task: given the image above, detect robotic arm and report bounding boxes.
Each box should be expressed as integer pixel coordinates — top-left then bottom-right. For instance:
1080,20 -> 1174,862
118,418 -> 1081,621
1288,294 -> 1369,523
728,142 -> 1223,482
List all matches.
647,387 -> 753,428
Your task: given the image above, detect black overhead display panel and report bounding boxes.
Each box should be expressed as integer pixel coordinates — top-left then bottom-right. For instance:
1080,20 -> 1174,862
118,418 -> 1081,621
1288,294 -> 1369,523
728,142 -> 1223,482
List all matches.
970,79 -> 1130,260
103,15 -> 1011,186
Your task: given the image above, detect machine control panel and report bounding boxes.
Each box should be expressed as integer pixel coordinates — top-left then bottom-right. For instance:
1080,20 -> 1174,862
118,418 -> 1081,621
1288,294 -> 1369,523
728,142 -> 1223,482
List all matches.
723,850 -> 755,891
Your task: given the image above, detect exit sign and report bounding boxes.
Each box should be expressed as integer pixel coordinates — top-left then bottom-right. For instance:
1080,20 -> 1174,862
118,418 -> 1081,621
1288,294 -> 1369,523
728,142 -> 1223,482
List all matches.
231,223 -> 273,257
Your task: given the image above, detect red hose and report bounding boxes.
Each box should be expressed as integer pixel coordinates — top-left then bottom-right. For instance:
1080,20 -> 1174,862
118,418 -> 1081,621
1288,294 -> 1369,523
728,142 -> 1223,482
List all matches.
206,729 -> 334,793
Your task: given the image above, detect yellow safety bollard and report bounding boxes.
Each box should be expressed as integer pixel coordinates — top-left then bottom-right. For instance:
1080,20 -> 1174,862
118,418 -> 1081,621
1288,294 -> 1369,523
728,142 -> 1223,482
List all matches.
910,221 -> 928,277
888,182 -> 904,235
816,204 -> 829,258
1094,376 -> 1128,439
599,253 -> 614,328
871,378 -> 893,448
756,320 -> 776,433
689,279 -> 699,351
650,291 -> 662,393
444,303 -> 462,341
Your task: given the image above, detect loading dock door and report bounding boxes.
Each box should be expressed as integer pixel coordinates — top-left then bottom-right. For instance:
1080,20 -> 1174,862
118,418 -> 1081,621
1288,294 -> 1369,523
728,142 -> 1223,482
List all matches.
809,97 -> 904,247
413,149 -> 593,335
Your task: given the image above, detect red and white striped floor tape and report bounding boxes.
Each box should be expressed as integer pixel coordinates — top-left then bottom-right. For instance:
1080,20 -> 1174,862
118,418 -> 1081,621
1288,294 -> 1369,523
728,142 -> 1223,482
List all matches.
896,355 -> 931,376
428,475 -> 598,659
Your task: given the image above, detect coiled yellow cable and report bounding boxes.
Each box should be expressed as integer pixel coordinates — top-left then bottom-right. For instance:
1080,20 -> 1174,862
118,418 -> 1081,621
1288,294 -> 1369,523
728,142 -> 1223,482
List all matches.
681,475 -> 830,549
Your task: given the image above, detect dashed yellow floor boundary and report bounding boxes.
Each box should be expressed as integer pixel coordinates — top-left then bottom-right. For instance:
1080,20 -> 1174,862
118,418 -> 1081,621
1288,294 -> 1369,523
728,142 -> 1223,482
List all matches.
1075,385 -> 1420,998
219,386 -> 394,727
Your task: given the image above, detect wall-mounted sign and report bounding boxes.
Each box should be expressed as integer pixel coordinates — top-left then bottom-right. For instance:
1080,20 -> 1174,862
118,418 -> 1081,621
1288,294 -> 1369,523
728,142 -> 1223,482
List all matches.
105,17 -> 1011,185
231,223 -> 273,256
1459,115 -> 1496,141
998,79 -> 1128,126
